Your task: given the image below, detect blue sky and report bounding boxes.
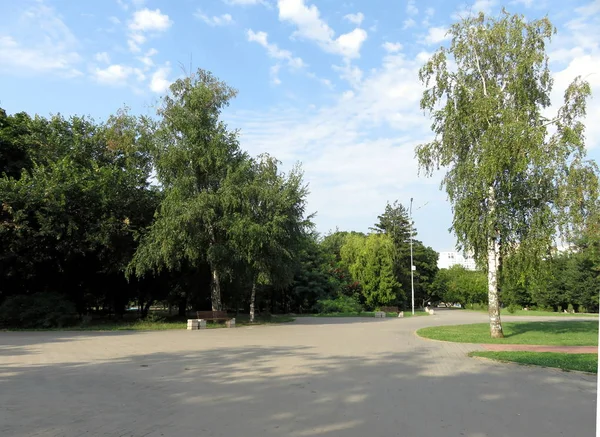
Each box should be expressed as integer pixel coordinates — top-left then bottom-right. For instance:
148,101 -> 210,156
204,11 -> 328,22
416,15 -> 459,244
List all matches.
0,0 -> 599,252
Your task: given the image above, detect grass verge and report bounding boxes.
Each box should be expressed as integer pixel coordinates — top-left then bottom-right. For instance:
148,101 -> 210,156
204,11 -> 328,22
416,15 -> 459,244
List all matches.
464,308 -> 598,317
469,351 -> 598,374
295,311 -> 427,318
3,314 -> 296,331
417,321 -> 598,346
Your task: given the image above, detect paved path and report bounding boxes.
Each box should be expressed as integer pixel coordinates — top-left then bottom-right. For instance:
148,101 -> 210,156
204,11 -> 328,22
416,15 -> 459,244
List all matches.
0,310 -> 597,436
481,344 -> 598,353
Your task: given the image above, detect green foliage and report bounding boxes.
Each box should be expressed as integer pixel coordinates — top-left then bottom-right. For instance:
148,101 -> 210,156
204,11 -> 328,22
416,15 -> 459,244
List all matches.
0,292 -> 78,328
316,296 -> 363,314
567,304 -> 575,313
506,303 -> 520,314
340,233 -> 403,309
469,351 -> 597,374
434,266 -> 487,307
417,10 -> 599,336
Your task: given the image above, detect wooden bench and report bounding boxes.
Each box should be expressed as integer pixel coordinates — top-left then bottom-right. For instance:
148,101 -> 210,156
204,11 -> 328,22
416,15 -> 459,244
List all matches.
196,311 -> 231,322
380,306 -> 399,314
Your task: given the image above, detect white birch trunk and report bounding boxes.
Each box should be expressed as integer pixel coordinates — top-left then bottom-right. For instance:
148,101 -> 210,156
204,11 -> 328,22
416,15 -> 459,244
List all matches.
210,266 -> 222,311
487,186 -> 504,338
249,282 -> 256,323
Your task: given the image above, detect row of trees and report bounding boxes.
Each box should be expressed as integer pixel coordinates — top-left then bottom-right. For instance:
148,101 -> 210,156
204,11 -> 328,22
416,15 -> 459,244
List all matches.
0,70 -> 439,326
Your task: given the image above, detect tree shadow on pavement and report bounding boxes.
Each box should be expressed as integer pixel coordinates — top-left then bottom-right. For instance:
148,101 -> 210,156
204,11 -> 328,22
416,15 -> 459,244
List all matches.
0,342 -> 595,437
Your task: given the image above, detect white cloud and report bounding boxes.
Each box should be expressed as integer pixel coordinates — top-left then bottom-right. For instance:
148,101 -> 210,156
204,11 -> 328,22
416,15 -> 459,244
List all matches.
247,30 -> 305,68
424,26 -> 450,45
548,0 -> 600,150
270,64 -> 282,85
277,0 -> 367,59
150,63 -> 172,93
510,0 -> 535,7
332,61 -> 363,88
95,52 -> 111,63
453,0 -> 497,19
344,12 -> 364,26
93,64 -> 134,85
223,0 -> 266,4
406,0 -> 418,16
129,8 -> 172,32
229,51 -> 437,242
195,11 -> 234,26
403,18 -> 416,29
116,0 -> 129,11
0,3 -> 81,78
109,16 -> 121,25
138,47 -> 158,68
425,7 -> 435,17
127,8 -> 172,53
382,42 -> 403,53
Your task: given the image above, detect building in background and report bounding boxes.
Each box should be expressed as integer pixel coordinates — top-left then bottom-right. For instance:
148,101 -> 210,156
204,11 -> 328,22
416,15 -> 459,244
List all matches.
437,251 -> 477,271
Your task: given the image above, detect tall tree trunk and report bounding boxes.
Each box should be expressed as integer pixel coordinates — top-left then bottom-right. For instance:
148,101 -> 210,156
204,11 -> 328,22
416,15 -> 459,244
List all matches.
249,282 -> 257,323
487,186 -> 504,338
178,294 -> 187,317
210,266 -> 222,311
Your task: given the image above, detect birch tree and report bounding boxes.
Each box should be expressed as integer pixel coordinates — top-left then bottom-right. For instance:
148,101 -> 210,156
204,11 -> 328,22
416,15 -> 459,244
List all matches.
417,11 -> 598,337
128,70 -> 248,311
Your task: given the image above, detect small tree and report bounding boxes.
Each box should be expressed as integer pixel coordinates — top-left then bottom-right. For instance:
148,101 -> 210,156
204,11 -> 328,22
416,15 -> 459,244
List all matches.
417,11 -> 598,337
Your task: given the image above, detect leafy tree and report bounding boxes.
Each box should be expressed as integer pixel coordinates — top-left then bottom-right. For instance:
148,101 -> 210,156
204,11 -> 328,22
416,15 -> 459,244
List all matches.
228,154 -> 311,322
340,233 -> 403,309
371,201 -> 438,309
417,11 -> 599,337
0,111 -> 158,314
128,70 -> 249,311
434,266 -> 487,308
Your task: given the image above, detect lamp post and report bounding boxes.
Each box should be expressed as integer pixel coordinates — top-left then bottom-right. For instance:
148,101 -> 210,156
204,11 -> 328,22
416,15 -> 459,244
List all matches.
410,198 -> 415,316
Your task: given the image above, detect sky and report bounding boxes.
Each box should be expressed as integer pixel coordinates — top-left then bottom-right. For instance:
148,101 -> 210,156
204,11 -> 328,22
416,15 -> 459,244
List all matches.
0,0 -> 599,252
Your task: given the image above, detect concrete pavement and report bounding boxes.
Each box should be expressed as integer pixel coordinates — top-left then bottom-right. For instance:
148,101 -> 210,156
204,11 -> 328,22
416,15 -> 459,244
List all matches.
0,310 -> 597,436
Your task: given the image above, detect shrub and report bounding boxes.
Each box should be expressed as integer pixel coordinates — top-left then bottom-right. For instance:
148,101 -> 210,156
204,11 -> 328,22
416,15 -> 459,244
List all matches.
557,305 -> 563,313
0,292 -> 78,329
567,303 -> 575,314
506,303 -> 520,314
316,296 -> 363,314
578,305 -> 588,314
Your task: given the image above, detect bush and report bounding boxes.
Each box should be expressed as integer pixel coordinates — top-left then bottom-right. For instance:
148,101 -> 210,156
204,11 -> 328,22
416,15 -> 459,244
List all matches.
0,292 -> 78,329
578,305 -> 588,314
506,303 -> 520,314
316,296 -> 363,314
557,305 -> 563,313
567,303 -> 575,314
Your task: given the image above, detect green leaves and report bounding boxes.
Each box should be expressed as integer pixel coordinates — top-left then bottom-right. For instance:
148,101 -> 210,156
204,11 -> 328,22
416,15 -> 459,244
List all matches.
417,10 -> 599,275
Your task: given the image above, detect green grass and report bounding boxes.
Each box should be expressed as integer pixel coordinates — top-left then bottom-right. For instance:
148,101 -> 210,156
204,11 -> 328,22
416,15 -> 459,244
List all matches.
3,314 -> 296,331
417,321 -> 598,346
464,308 -> 598,317
295,311 -> 427,318
469,351 -> 598,373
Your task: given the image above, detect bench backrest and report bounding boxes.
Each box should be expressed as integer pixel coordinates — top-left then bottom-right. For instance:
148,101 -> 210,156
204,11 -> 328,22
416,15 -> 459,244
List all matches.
197,310 -> 228,319
380,306 -> 399,313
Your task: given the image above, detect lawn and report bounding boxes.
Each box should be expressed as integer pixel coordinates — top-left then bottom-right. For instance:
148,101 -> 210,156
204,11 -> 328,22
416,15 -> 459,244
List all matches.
464,308 -> 598,317
4,314 -> 296,331
469,351 -> 598,374
295,311 -> 428,318
417,321 -> 598,346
